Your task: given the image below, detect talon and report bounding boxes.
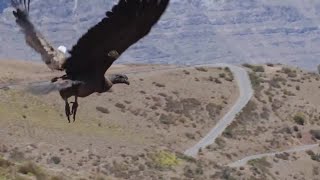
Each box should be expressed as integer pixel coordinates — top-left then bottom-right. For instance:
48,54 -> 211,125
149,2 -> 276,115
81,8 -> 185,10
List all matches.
51,75 -> 68,83
51,77 -> 58,82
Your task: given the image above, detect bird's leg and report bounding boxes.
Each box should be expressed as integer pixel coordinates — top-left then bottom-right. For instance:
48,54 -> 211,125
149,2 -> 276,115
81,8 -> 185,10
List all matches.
71,96 -> 78,122
64,99 -> 71,123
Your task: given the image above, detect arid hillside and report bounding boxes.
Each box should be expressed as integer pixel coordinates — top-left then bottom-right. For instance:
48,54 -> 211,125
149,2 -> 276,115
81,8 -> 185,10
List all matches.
1,60 -> 319,180
202,64 -> 320,180
0,60 -> 238,179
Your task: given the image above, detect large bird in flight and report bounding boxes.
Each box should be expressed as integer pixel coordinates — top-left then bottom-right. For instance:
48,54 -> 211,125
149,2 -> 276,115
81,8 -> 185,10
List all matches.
11,0 -> 170,122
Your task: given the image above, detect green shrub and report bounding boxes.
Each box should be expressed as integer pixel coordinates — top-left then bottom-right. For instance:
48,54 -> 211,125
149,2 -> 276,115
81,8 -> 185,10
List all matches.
243,64 -> 265,72
219,73 -> 226,78
249,73 -> 263,89
282,67 -> 297,78
252,66 -> 265,72
0,157 -> 11,168
195,67 -> 208,72
151,151 -> 180,169
293,113 -> 305,125
248,157 -> 272,168
18,162 -> 47,179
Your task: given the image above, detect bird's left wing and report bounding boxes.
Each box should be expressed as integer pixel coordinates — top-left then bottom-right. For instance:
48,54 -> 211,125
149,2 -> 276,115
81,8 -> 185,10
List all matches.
11,0 -> 66,70
64,0 -> 170,76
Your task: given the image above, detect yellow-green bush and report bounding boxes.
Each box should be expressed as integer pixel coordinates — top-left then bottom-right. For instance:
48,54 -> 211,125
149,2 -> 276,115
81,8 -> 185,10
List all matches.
152,151 -> 180,169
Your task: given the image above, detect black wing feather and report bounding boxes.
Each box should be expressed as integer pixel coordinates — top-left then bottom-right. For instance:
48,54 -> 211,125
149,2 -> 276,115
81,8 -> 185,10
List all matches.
65,0 -> 169,77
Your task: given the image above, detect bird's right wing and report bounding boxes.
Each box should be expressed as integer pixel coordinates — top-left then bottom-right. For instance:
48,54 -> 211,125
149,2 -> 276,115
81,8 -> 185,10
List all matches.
64,0 -> 170,76
11,0 -> 66,70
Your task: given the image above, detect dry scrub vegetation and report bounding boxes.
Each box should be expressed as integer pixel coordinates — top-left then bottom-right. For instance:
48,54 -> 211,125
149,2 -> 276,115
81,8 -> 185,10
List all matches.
2,61 -> 319,179
0,61 -> 238,179
202,64 -> 320,179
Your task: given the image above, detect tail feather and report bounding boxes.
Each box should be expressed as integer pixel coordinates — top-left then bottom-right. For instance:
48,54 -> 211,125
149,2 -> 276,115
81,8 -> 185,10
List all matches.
1,80 -> 83,95
26,80 -> 83,95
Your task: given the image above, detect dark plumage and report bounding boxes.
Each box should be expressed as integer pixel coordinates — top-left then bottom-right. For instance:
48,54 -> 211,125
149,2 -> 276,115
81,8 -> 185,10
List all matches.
11,0 -> 170,122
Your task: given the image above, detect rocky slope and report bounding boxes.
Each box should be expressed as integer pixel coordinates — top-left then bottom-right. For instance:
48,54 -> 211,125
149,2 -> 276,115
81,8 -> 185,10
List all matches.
1,0 -> 320,69
202,64 -> 320,180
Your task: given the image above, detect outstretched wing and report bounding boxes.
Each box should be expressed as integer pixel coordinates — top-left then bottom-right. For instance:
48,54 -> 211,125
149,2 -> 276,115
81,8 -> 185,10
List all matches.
64,0 -> 170,76
11,0 -> 66,70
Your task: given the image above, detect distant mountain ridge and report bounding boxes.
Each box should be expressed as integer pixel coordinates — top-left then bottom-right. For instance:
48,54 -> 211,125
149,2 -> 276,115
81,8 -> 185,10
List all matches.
0,1 -> 8,12
1,0 -> 320,70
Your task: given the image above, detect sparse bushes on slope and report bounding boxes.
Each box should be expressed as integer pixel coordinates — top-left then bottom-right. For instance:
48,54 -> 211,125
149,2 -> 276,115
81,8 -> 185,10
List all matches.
306,150 -> 320,162
219,73 -> 226,78
183,164 -> 204,178
293,113 -> 305,125
159,114 -> 175,125
222,100 -> 258,138
50,156 -> 61,165
282,67 -> 297,78
224,67 -> 234,81
18,162 -> 47,179
195,67 -> 208,72
269,77 -> 286,88
0,157 -> 11,168
248,157 -> 272,168
96,106 -> 110,114
9,149 -> 25,162
206,103 -> 223,119
243,64 -> 265,72
153,82 -> 166,88
249,72 -> 263,90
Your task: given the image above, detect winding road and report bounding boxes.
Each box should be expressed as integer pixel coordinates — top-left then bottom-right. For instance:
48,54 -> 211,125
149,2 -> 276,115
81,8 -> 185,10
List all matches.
229,144 -> 319,167
184,64 -> 254,157
183,64 -> 319,168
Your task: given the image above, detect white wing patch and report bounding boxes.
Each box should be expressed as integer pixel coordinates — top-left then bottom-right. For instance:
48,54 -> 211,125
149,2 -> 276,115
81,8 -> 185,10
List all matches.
58,46 -> 67,54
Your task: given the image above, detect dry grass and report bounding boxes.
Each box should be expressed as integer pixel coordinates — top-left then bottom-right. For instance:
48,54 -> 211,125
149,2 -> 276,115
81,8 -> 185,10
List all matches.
0,61 -> 238,179
202,64 -> 320,180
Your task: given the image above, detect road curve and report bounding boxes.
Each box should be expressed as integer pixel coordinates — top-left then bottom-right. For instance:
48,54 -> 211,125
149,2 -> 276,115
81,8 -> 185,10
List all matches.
184,64 -> 253,157
229,144 -> 319,167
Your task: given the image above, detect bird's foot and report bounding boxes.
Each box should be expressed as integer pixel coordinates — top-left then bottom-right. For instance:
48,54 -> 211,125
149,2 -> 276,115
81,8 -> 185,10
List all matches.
71,101 -> 78,122
51,74 -> 68,83
51,77 -> 59,82
65,102 -> 71,123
